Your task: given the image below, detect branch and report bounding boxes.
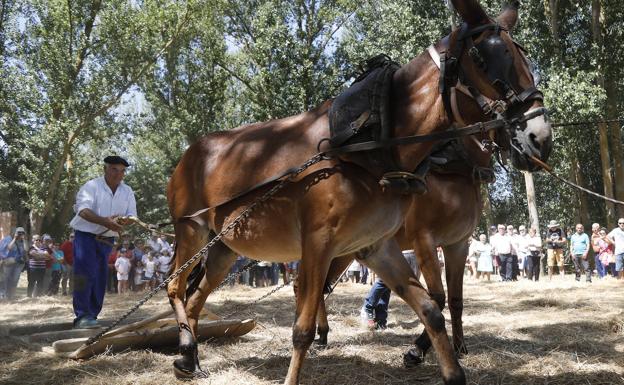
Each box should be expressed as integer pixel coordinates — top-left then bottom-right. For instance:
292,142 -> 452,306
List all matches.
73,0 -> 101,82
67,0 -> 73,62
215,60 -> 256,92
318,10 -> 356,56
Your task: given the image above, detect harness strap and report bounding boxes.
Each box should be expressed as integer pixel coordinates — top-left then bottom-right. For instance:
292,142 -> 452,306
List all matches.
323,118 -> 507,156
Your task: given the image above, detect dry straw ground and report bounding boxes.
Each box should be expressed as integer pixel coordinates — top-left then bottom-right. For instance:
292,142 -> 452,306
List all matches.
0,274 -> 623,385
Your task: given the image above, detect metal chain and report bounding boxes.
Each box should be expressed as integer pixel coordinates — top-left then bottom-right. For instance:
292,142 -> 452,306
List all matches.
222,281 -> 291,320
85,153 -> 326,346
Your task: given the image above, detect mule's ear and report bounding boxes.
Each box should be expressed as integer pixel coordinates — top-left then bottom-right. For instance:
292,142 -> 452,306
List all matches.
451,0 -> 490,25
496,1 -> 520,31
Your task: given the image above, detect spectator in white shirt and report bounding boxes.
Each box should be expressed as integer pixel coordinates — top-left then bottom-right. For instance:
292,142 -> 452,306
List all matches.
491,224 -> 514,281
605,218 -> 624,280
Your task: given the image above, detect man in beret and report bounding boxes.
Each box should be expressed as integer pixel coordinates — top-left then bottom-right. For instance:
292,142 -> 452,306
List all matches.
69,155 -> 137,328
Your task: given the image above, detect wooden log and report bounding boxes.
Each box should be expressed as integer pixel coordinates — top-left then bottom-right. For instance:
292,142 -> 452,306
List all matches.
55,319 -> 255,359
27,305 -> 219,343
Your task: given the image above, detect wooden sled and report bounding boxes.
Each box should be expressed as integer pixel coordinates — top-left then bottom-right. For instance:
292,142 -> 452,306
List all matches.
49,308 -> 255,359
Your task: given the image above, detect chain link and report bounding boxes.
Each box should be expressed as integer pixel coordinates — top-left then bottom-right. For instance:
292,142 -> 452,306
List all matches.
85,153 -> 326,346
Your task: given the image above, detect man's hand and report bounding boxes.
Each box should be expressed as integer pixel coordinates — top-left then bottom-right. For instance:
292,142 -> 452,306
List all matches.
116,216 -> 133,226
102,216 -> 124,233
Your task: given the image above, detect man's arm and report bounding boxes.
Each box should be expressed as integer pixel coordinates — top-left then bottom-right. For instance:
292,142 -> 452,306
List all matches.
79,208 -> 124,233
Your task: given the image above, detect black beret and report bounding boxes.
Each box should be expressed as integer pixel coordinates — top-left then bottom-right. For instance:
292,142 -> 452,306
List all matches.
104,155 -> 130,167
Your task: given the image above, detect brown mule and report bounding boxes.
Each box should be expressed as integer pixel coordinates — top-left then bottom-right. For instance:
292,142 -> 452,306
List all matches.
313,0 -> 552,366
166,1 -> 550,384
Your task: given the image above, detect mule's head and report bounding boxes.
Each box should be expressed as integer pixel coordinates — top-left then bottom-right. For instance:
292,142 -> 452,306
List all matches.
449,0 -> 552,172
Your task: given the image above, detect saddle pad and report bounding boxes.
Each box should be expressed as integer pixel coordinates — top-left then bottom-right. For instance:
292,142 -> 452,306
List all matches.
329,55 -> 399,151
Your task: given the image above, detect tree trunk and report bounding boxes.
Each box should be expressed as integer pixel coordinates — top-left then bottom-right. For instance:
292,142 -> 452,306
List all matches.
522,171 -> 540,233
598,122 -> 616,228
571,156 -> 589,226
546,0 -> 561,59
481,184 -> 494,232
606,81 -> 624,218
592,0 -> 615,228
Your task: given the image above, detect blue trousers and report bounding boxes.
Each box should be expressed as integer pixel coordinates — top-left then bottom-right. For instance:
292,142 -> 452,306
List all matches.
73,231 -> 113,322
594,255 -> 606,278
364,280 -> 391,325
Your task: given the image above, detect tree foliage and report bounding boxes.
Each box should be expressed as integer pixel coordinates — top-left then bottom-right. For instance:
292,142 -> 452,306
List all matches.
1,0 -> 623,239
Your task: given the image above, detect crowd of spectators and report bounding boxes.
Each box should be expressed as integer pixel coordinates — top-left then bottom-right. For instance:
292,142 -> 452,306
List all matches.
1,217 -> 622,302
465,219 -> 624,283
0,228 -> 174,301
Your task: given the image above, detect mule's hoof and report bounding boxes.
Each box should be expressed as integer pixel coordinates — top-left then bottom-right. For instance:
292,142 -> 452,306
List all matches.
173,359 -> 207,380
314,337 -> 328,347
403,347 -> 425,368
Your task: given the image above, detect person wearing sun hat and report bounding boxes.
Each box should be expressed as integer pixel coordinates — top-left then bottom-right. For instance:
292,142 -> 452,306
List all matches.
69,155 -> 137,329
546,219 -> 566,280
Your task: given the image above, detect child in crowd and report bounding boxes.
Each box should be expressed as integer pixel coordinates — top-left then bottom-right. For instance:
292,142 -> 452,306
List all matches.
47,242 -> 64,295
114,248 -> 131,294
142,251 -> 158,289
157,250 -> 171,283
134,255 -> 145,292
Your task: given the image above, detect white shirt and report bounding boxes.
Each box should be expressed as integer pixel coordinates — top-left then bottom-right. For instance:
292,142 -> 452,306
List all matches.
347,260 -> 361,272
115,256 -> 131,275
157,255 -> 171,273
608,227 -> 624,255
70,177 -> 137,237
490,233 -> 513,255
147,238 -> 163,253
144,259 -> 157,278
515,234 -> 530,257
160,238 -> 173,254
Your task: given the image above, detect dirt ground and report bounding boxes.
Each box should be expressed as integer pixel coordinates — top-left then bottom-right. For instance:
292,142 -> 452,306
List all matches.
0,273 -> 623,385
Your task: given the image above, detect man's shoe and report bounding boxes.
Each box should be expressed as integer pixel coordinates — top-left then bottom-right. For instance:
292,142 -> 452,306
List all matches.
75,318 -> 100,329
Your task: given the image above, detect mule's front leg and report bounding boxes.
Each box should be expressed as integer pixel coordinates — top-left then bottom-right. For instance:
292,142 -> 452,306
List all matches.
363,239 -> 465,385
284,253 -> 330,385
405,235 -> 446,367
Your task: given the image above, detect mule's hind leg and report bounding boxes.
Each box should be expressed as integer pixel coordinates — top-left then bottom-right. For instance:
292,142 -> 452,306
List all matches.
314,255 -> 353,346
185,236 -> 237,335
403,235 -> 446,367
284,246 -> 331,385
443,241 -> 469,356
363,239 -> 465,385
168,220 -> 209,379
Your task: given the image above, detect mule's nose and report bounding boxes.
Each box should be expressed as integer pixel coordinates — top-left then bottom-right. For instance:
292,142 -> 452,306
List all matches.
525,114 -> 552,161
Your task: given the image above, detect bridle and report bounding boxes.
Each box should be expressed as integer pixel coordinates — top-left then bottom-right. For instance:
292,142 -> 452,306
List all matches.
429,22 -> 546,135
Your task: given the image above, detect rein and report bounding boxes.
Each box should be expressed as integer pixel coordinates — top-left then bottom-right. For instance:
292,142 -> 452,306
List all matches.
517,147 -> 624,207
323,107 -> 545,157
